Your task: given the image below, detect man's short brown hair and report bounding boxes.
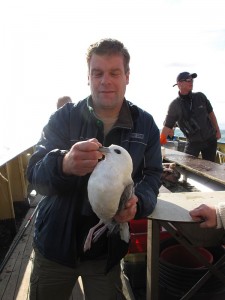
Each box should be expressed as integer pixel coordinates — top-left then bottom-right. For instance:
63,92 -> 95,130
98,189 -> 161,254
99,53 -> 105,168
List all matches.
86,38 -> 130,73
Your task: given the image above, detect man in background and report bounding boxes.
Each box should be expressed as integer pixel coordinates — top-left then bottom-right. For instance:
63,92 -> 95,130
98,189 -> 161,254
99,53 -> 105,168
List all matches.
57,96 -> 72,109
160,72 -> 221,161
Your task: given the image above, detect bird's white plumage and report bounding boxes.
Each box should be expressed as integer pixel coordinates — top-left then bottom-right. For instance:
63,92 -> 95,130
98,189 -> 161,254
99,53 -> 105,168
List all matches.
84,144 -> 133,251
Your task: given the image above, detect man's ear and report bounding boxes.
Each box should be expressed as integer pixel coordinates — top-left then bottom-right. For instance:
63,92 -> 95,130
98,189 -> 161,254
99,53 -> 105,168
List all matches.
126,72 -> 130,85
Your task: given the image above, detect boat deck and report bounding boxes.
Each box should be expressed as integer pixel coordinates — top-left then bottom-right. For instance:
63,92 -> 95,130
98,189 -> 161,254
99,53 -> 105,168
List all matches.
0,194 -> 85,300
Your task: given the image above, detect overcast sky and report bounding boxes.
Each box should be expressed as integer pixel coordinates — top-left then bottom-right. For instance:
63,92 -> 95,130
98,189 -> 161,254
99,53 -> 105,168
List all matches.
1,0 -> 225,150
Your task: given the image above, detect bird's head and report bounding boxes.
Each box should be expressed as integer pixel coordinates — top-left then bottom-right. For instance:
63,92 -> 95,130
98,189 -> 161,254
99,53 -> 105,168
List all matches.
98,145 -> 133,175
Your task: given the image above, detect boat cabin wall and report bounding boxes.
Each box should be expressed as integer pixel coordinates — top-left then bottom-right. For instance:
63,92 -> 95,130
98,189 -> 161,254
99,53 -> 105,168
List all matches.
0,146 -> 34,231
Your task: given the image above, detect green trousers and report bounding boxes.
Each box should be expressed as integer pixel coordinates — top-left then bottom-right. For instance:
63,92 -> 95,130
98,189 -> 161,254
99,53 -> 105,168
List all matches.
29,247 -> 126,300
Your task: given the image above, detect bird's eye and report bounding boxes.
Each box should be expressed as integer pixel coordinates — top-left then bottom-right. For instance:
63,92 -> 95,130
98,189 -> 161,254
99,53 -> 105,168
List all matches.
114,149 -> 121,154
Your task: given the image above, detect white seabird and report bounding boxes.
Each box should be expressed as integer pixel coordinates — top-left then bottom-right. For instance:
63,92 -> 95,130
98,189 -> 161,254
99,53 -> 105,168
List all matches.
83,144 -> 134,252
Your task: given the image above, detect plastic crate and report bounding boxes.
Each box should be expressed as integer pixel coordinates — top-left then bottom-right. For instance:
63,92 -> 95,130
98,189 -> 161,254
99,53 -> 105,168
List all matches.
129,233 -> 147,253
129,219 -> 147,254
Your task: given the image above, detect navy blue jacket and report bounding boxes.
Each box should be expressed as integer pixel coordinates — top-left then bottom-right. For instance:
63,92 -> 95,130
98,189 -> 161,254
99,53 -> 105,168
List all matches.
27,97 -> 162,271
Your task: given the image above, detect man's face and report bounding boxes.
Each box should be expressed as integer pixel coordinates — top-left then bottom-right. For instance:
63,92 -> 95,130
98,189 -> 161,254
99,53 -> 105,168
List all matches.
178,77 -> 194,95
88,54 -> 129,111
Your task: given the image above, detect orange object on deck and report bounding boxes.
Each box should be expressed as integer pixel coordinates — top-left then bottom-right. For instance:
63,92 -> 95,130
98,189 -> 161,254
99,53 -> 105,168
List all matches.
160,133 -> 167,145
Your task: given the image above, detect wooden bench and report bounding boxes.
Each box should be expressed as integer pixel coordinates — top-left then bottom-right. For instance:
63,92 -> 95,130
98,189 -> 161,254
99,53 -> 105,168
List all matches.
163,148 -> 225,189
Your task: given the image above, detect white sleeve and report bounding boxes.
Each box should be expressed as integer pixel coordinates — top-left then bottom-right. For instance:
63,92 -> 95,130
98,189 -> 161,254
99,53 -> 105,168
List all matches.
215,202 -> 225,229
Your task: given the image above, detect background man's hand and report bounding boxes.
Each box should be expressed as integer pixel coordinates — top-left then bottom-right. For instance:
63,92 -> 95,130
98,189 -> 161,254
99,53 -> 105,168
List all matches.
189,204 -> 217,228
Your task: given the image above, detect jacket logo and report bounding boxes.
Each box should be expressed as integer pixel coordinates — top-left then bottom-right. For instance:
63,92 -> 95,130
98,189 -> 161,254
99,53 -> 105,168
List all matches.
130,133 -> 144,139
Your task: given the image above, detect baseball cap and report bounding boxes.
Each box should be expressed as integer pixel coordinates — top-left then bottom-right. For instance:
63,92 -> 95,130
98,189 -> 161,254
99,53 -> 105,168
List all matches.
173,72 -> 197,87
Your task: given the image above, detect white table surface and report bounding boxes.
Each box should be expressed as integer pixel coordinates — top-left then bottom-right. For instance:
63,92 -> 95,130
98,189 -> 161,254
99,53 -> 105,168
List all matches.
148,191 -> 225,222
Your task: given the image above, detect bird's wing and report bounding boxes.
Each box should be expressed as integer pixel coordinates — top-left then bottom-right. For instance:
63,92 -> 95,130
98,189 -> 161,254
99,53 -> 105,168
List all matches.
117,182 -> 134,212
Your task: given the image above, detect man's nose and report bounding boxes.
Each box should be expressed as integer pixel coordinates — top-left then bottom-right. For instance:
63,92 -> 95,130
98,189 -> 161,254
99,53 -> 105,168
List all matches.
100,73 -> 111,84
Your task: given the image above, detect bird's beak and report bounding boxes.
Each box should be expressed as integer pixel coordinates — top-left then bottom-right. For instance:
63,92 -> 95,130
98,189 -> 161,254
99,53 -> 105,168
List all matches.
99,146 -> 110,153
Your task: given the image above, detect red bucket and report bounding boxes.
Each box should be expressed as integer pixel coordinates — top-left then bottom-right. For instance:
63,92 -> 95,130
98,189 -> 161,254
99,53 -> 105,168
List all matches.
160,244 -> 213,268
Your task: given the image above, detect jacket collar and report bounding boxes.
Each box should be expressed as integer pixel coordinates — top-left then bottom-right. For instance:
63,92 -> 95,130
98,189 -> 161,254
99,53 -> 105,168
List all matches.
86,96 -> 133,130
